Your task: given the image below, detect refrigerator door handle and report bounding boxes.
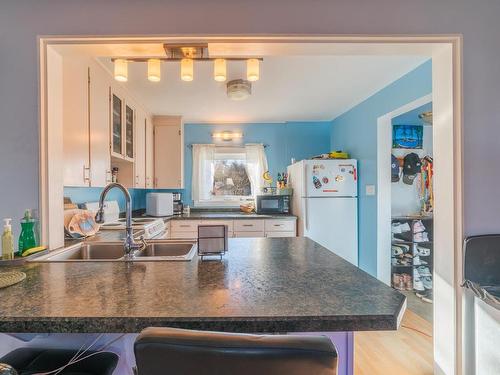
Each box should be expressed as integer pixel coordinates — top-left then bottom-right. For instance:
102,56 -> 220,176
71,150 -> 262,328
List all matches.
303,163 -> 308,230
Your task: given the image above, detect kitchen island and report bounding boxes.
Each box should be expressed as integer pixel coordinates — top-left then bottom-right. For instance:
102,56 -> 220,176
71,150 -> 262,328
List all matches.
0,237 -> 406,375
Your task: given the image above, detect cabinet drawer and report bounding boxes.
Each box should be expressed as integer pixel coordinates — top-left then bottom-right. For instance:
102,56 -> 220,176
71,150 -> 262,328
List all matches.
234,231 -> 265,238
234,220 -> 265,232
265,231 -> 296,238
171,220 -> 201,232
199,220 -> 234,232
170,231 -> 197,239
265,219 -> 296,232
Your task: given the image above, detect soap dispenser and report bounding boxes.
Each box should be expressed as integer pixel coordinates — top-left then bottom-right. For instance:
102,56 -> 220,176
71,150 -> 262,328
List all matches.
2,218 -> 14,260
18,209 -> 37,256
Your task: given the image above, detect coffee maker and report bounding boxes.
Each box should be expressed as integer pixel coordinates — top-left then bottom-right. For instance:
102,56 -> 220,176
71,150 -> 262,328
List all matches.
172,192 -> 183,215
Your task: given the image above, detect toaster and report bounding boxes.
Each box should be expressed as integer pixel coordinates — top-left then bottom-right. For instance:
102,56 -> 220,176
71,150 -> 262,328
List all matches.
146,193 -> 174,217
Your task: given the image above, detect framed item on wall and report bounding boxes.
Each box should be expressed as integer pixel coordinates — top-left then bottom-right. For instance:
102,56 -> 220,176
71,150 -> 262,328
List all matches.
392,125 -> 423,149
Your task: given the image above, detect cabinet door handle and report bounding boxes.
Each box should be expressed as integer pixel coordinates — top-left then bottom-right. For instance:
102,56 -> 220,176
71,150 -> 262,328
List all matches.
243,224 -> 254,227
273,224 -> 283,227
105,169 -> 112,183
83,165 -> 91,184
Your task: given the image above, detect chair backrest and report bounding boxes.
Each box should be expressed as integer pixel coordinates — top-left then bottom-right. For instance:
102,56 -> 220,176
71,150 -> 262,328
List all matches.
134,327 -> 338,375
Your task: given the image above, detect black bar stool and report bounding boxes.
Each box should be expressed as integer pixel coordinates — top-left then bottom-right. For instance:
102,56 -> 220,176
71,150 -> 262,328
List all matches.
134,327 -> 338,375
0,348 -> 118,375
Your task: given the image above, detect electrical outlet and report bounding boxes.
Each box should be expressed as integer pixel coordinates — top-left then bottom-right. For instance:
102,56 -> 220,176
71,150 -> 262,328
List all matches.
365,185 -> 376,196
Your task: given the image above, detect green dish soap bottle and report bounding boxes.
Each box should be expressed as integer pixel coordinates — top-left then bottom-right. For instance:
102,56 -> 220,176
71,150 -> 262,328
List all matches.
18,209 -> 37,256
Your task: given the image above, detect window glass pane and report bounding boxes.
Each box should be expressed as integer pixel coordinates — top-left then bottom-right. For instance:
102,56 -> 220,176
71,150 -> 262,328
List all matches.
212,159 -> 252,197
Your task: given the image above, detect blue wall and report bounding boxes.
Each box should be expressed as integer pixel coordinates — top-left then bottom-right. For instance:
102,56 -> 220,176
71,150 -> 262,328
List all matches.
64,121 -> 331,210
330,60 -> 432,276
392,102 -> 432,126
183,121 -> 332,205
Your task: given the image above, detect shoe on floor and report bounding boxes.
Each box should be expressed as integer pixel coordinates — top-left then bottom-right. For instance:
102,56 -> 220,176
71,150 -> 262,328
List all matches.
422,276 -> 433,290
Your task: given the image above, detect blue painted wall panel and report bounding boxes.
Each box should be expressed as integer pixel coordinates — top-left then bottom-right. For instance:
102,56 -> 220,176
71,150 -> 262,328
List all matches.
330,60 -> 432,276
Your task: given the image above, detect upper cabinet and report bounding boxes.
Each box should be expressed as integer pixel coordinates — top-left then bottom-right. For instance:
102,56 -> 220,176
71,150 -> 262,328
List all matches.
63,58 -> 112,187
134,107 -> 147,188
110,88 -> 135,162
153,116 -> 184,189
145,119 -> 154,188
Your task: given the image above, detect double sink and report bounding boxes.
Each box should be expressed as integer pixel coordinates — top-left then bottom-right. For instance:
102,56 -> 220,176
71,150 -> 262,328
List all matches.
31,240 -> 197,262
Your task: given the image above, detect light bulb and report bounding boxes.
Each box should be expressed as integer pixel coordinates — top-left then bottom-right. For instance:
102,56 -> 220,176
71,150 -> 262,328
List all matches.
213,59 -> 227,82
246,58 -> 259,82
181,58 -> 194,81
147,59 -> 161,82
114,59 -> 128,82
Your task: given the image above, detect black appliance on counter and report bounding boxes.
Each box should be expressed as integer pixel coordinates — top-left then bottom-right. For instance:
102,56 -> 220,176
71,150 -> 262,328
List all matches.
172,192 -> 183,215
255,195 -> 290,215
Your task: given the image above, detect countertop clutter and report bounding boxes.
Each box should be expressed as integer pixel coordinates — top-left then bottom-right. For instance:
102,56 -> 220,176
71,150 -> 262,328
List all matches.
0,237 -> 405,333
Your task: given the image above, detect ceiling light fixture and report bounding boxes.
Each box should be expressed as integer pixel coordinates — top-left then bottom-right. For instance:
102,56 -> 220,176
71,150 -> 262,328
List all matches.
147,59 -> 161,82
227,79 -> 252,101
213,59 -> 227,82
246,58 -> 260,81
114,59 -> 128,82
181,58 -> 194,81
212,131 -> 243,142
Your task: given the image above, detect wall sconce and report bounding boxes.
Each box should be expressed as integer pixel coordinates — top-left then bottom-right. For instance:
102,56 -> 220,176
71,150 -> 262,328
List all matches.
246,58 -> 260,81
213,59 -> 227,82
181,58 -> 194,81
212,131 -> 243,142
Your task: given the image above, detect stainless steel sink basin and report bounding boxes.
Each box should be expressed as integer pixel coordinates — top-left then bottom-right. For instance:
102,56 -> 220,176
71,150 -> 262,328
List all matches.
135,242 -> 196,261
31,240 -> 196,262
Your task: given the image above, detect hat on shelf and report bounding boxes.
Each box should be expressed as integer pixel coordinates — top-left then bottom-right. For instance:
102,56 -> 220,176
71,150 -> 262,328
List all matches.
402,152 -> 422,185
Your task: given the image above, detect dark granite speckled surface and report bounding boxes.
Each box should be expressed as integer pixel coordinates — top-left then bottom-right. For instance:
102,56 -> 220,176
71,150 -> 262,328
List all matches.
0,237 -> 405,333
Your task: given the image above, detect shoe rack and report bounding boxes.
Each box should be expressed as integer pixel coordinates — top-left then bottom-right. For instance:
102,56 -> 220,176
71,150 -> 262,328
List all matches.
391,216 -> 433,302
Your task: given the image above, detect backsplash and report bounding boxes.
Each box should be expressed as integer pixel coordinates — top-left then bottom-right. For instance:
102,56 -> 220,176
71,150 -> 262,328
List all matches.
64,187 -> 185,213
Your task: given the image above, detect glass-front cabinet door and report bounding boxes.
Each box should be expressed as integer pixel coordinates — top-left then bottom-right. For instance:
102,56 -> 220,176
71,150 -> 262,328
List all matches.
125,105 -> 134,159
111,94 -> 122,156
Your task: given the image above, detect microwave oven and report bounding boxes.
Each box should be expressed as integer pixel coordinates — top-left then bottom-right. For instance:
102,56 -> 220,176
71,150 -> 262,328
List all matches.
255,195 -> 291,214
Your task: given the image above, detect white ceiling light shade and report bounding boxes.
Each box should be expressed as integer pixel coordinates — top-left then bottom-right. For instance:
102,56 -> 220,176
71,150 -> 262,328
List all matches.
114,59 -> 128,82
227,79 -> 252,101
181,58 -> 194,81
213,59 -> 227,82
147,59 -> 161,82
246,58 -> 260,81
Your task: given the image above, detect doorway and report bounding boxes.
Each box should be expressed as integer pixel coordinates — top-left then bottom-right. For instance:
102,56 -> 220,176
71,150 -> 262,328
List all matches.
39,35 -> 463,375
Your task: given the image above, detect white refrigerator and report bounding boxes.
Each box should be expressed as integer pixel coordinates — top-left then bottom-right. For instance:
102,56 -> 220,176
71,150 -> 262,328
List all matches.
287,159 -> 358,266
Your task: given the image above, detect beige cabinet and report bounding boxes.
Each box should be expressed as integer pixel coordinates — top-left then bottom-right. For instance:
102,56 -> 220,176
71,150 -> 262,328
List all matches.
88,63 -> 112,187
145,118 -> 154,188
134,107 -> 147,188
153,116 -> 183,189
264,219 -> 296,238
63,58 -> 112,187
62,58 -> 90,187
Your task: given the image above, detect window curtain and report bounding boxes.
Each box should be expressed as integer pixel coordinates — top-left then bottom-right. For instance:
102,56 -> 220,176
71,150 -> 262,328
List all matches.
192,144 -> 215,203
245,144 -> 269,198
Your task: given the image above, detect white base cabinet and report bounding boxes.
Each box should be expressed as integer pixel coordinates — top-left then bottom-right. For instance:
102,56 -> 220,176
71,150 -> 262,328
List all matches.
169,218 -> 296,240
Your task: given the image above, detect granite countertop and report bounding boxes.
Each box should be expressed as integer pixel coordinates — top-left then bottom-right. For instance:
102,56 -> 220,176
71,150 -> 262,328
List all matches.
0,237 -> 405,333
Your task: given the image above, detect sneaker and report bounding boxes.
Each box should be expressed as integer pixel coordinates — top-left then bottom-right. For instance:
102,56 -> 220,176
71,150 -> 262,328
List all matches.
413,269 -> 425,291
391,222 -> 402,234
422,276 -> 433,290
417,266 -> 432,277
421,290 -> 433,303
414,231 -> 430,243
392,273 -> 405,290
413,220 -> 426,233
400,222 -> 411,232
392,246 -> 403,257
416,246 -> 431,257
413,255 -> 428,266
402,273 -> 413,290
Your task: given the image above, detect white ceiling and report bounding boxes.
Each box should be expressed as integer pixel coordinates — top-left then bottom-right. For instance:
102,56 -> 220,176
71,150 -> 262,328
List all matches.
54,43 -> 429,123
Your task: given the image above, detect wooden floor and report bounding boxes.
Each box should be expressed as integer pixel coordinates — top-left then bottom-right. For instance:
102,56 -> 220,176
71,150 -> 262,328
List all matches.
354,310 -> 433,375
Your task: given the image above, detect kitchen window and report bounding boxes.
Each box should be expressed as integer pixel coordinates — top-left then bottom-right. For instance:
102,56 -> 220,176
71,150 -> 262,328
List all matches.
192,144 -> 268,207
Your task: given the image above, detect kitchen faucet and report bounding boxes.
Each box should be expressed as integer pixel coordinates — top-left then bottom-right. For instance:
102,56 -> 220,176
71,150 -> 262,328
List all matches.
95,183 -> 146,260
